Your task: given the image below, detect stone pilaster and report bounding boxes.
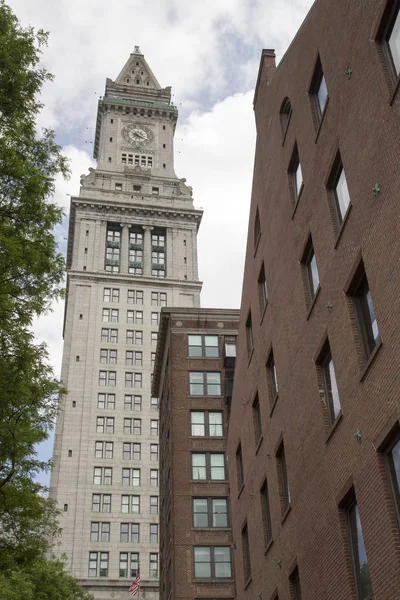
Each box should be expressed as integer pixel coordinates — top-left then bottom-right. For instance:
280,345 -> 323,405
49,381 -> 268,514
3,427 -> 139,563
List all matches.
142,225 -> 154,276
120,223 -> 130,274
96,220 -> 107,272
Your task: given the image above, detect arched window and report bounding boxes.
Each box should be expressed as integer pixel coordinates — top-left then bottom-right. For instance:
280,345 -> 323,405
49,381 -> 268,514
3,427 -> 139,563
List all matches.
279,97 -> 292,142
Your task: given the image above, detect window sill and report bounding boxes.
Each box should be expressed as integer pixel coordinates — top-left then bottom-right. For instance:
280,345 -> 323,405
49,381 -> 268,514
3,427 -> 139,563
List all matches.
360,338 -> 383,382
281,504 -> 292,525
314,96 -> 329,143
189,436 -> 226,441
264,538 -> 274,556
244,576 -> 253,590
291,184 -> 304,220
190,479 -> 228,485
255,435 -> 263,455
334,203 -> 352,249
306,284 -> 321,320
193,578 -> 234,584
260,300 -> 268,325
325,411 -> 343,444
237,483 -> 245,499
187,356 -> 221,360
270,394 -> 279,417
191,527 -> 231,532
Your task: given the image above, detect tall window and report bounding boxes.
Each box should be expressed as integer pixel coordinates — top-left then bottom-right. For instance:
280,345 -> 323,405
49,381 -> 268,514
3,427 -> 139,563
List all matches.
119,552 -> 139,578
236,444 -> 244,490
129,229 -> 143,276
188,334 -> 219,357
105,227 -> 121,273
310,55 -> 328,123
254,207 -> 261,250
189,372 -> 221,396
276,442 -> 290,514
149,524 -> 159,543
345,496 -> 373,599
289,567 -> 302,600
241,524 -> 251,583
149,553 -> 159,578
245,312 -> 254,357
379,1 -> 400,82
301,237 -> 320,304
151,230 -> 166,277
328,152 -> 351,228
252,393 -> 262,444
258,264 -> 268,313
150,496 -> 159,515
193,498 -> 228,528
266,349 -> 279,407
289,144 -> 303,206
387,436 -> 400,528
319,343 -> 341,426
279,96 -> 292,141
347,262 -> 380,360
193,547 -> 231,579
260,480 -> 273,547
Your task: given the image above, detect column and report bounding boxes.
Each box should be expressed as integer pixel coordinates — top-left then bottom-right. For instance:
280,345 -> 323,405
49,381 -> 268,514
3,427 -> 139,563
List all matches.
142,225 -> 154,277
119,223 -> 130,275
166,227 -> 174,279
96,220 -> 107,272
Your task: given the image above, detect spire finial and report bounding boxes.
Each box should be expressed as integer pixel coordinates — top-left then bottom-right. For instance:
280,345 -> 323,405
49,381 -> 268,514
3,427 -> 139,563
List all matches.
134,46 -> 141,54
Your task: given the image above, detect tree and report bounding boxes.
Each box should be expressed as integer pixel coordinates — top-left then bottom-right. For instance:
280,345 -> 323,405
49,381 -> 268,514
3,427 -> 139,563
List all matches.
0,3 -> 92,597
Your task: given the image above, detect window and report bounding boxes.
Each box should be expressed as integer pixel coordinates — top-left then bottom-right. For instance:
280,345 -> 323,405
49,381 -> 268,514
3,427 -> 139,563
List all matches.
188,334 -> 219,357
260,480 -> 273,546
328,152 -> 351,228
88,552 -> 109,577
120,552 -> 139,578
125,372 -> 142,388
289,567 -> 302,600
93,467 -> 112,485
102,308 -> 119,322
189,372 -> 221,396
258,264 -> 268,313
103,288 -> 119,303
194,547 -> 231,579
123,418 -> 141,435
236,445 -> 244,490
241,524 -> 251,583
90,522 -> 99,542
252,393 -> 262,444
121,495 -> 140,514
133,184 -> 141,192
347,262 -> 380,360
122,468 -> 140,487
100,328 -> 118,343
310,56 -> 328,123
123,442 -> 141,460
98,371 -> 116,387
126,330 -> 143,345
379,1 -> 400,83
95,441 -> 113,459
105,227 -> 121,273
151,332 -> 158,346
245,312 -> 254,357
150,444 -> 159,461
192,453 -> 225,481
125,351 -> 142,366
224,335 -> 237,358
150,523 -> 158,543
92,494 -> 111,513
345,496 -> 373,599
127,289 -> 143,304
254,207 -> 261,249
319,343 -> 341,426
193,498 -> 228,528
124,395 -> 142,411
150,469 -> 159,487
100,349 -> 117,364
279,96 -> 292,141
152,187 -> 159,195
151,397 -> 159,412
191,411 -> 223,437
151,291 -> 167,306
148,496 -> 158,516
289,144 -> 303,206
266,349 -> 279,407
150,420 -> 159,436
301,237 -> 320,303
386,436 -> 400,528
149,553 -> 158,578
151,352 -> 156,370
96,417 -> 114,434
127,310 -> 143,325
276,442 -> 290,514
120,522 -> 140,543
97,393 -> 115,409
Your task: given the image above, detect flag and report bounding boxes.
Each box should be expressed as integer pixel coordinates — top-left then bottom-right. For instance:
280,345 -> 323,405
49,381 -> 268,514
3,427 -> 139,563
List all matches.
129,573 -> 140,597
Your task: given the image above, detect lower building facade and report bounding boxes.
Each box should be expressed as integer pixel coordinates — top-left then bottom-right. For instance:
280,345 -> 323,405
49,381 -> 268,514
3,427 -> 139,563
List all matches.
152,308 -> 239,600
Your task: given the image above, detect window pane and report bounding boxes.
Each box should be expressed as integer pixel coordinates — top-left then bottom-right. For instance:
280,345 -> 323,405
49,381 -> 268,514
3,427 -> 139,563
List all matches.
192,454 -> 206,479
189,372 -> 204,395
388,9 -> 400,75
336,167 -> 350,220
213,498 -> 228,527
205,335 -> 219,357
206,372 -> 221,395
209,412 -> 223,436
295,162 -> 303,196
214,547 -> 231,578
210,454 -> 225,479
191,412 -> 205,436
194,547 -> 211,578
317,74 -> 328,113
188,335 -> 202,357
193,499 -> 208,527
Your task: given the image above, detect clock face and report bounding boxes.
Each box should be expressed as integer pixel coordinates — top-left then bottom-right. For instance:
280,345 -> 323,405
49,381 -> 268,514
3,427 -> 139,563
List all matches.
121,123 -> 154,147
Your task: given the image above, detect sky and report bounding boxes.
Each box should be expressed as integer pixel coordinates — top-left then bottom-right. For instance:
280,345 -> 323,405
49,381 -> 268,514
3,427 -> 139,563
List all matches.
8,0 -> 314,484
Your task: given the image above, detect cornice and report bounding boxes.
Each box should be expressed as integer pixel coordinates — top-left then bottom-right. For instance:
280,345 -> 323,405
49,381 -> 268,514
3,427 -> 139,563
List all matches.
66,269 -> 203,291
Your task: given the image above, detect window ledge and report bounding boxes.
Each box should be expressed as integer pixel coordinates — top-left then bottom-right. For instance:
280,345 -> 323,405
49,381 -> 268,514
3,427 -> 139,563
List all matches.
190,479 -> 228,484
360,338 -> 383,382
260,300 -> 268,325
193,578 -> 234,584
255,435 -> 263,455
291,184 -> 304,220
314,96 -> 329,143
191,527 -> 231,532
270,394 -> 279,417
189,436 -> 226,441
325,411 -> 343,444
187,356 -> 221,360
334,203 -> 352,249
244,576 -> 253,590
264,538 -> 274,556
306,284 -> 321,320
281,504 -> 292,525
237,483 -> 245,499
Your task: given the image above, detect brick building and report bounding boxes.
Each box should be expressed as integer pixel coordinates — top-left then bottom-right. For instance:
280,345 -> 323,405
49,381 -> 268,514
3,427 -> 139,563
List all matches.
227,1 -> 400,600
152,308 -> 239,600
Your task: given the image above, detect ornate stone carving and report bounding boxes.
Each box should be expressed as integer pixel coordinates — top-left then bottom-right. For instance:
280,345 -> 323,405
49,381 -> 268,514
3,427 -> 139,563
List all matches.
80,167 -> 96,187
176,178 -> 193,197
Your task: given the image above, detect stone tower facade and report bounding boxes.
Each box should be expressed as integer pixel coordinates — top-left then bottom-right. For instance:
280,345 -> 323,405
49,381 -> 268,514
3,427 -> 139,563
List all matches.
49,47 -> 203,600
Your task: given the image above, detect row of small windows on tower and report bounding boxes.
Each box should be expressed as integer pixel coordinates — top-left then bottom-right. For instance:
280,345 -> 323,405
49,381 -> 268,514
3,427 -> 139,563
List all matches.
279,5 -> 400,144
93,441 -> 159,461
102,288 -> 167,305
98,368 -> 157,386
88,551 -> 158,579
93,417 -> 158,436
88,521 -> 159,544
113,182 -> 162,193
99,349 -> 156,367
88,493 -> 159,515
91,393 -> 158,412
101,308 -> 161,325
92,467 -> 159,487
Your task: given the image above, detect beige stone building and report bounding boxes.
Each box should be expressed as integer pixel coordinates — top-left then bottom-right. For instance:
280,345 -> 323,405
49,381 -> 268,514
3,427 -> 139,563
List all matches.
49,47 -> 202,600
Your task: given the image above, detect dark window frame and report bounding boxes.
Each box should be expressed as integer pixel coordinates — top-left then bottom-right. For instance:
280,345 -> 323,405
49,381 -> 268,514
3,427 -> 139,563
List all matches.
260,479 -> 273,547
191,452 -> 226,482
327,151 -> 352,231
190,410 -> 224,437
258,263 -> 268,314
279,96 -> 293,143
309,55 -> 328,125
379,0 -> 400,87
301,236 -> 320,305
289,566 -> 302,600
347,261 -> 380,361
188,334 -> 220,358
193,546 -> 232,580
252,393 -> 262,445
266,348 -> 279,408
241,523 -> 251,583
276,442 -> 290,515
288,143 -> 303,208
236,444 -> 244,490
246,312 -> 254,357
344,495 -> 373,600
192,497 -> 229,529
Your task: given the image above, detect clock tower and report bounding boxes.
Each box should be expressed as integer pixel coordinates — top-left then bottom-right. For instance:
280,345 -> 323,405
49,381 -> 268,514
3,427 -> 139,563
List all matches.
50,48 -> 202,600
